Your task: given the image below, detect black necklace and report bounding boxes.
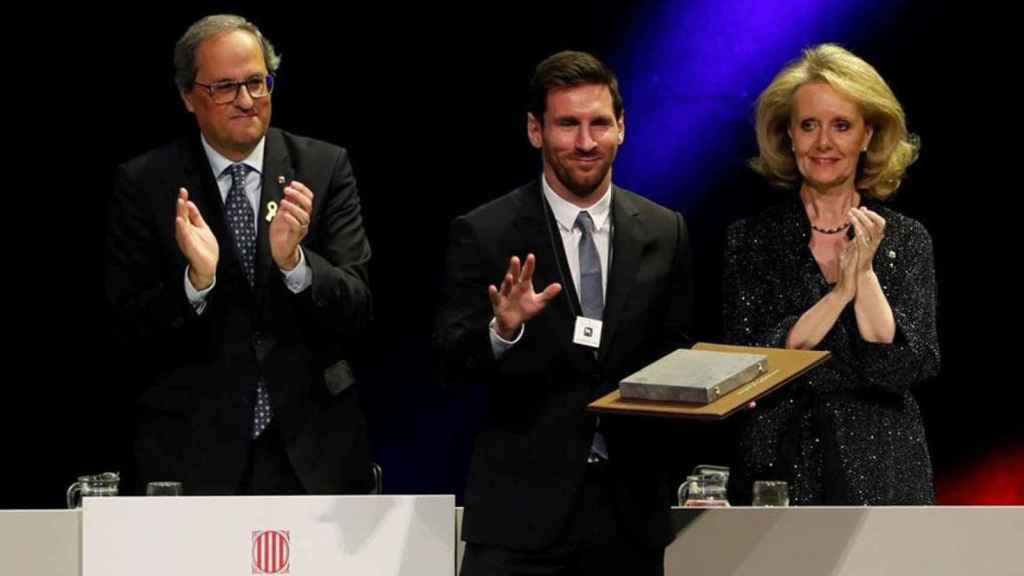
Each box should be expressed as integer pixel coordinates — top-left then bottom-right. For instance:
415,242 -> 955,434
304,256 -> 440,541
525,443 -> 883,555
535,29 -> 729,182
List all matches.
811,222 -> 851,235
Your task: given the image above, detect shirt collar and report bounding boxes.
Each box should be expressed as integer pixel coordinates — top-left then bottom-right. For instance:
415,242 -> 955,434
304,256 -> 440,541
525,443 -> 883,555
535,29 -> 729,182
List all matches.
200,134 -> 266,178
541,174 -> 612,233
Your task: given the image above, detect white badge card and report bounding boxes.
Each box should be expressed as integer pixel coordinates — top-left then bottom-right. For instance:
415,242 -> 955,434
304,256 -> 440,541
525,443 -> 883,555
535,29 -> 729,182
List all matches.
573,316 -> 603,349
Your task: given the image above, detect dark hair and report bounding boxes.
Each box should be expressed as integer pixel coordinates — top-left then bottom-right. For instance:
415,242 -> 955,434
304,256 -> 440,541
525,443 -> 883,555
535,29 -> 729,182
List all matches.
528,50 -> 623,123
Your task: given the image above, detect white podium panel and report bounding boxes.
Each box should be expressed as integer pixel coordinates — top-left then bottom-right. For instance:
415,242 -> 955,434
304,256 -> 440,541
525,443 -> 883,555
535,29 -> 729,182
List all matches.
666,506 -> 1024,576
83,495 -> 454,576
455,506 -> 1023,575
0,510 -> 80,576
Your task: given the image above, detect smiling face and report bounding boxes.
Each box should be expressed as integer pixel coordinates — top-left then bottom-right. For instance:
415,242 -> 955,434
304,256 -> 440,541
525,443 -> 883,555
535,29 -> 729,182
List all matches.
788,81 -> 873,193
527,83 -> 624,204
181,29 -> 272,161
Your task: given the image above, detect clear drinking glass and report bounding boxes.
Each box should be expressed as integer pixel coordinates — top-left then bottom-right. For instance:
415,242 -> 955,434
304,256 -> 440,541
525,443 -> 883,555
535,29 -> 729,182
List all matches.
146,481 -> 183,496
752,480 -> 789,507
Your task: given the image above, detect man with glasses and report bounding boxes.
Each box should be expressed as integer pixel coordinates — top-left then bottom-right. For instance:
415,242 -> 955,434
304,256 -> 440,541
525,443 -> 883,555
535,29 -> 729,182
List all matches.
107,14 -> 374,495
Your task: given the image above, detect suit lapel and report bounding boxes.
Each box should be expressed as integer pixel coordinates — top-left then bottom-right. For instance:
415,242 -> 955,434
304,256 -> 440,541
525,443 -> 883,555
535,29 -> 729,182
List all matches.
178,135 -> 254,290
513,182 -> 579,350
179,136 -> 226,243
255,128 -> 292,297
600,186 -> 645,361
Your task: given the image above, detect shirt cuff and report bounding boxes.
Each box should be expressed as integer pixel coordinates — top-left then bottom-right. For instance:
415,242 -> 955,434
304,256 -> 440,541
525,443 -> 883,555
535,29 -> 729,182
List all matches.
489,317 -> 524,358
184,266 -> 215,315
280,247 -> 312,293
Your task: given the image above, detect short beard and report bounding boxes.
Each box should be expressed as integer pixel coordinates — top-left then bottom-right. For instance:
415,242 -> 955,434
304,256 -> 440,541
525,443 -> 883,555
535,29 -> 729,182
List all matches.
546,150 -> 611,198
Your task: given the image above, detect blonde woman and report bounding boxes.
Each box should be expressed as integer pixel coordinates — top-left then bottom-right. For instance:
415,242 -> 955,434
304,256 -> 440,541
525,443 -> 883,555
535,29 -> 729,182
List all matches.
724,44 -> 939,505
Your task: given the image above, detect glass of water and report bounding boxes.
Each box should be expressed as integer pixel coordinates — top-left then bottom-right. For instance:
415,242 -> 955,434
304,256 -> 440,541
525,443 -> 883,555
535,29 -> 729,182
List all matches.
146,481 -> 183,496
752,480 -> 789,506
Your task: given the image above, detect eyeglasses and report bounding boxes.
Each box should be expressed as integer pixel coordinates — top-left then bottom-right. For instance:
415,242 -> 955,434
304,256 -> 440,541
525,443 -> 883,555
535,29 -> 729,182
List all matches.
192,74 -> 275,105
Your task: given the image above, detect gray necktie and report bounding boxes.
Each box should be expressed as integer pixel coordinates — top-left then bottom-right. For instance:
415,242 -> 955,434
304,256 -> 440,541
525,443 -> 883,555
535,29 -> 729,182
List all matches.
224,164 -> 273,438
576,211 -> 604,320
576,210 -> 608,461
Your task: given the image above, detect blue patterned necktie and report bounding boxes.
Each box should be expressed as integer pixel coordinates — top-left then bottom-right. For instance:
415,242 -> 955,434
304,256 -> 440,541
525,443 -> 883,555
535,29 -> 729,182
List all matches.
225,164 -> 273,438
225,164 -> 257,286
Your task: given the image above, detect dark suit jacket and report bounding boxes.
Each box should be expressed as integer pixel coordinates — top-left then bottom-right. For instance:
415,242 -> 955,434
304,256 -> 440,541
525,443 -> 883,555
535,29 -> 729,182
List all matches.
106,127 -> 373,494
434,181 -> 693,550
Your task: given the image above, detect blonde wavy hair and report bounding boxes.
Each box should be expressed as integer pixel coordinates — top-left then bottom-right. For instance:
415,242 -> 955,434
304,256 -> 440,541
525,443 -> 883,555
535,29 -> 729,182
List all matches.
750,44 -> 919,199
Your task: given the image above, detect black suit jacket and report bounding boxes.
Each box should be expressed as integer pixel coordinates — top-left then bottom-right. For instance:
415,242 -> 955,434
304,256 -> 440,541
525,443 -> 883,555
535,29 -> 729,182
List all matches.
106,127 -> 373,494
434,181 -> 693,550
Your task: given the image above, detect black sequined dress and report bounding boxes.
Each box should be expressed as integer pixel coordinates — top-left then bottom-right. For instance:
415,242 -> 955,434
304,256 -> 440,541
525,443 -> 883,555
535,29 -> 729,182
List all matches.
723,199 -> 938,505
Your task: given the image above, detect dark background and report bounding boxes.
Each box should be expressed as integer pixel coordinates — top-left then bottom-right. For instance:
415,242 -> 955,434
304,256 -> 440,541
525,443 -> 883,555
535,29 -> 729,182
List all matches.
5,3 -> 1019,508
